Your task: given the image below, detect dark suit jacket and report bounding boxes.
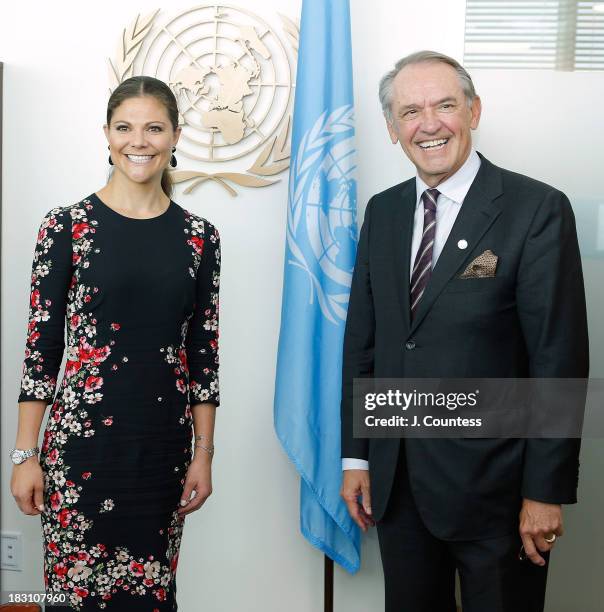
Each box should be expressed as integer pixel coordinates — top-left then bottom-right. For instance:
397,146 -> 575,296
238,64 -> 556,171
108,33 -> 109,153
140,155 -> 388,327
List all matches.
341,153 -> 589,540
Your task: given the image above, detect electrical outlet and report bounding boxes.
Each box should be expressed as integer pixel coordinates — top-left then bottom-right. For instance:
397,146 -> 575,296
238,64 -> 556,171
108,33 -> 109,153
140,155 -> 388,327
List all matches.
1,532 -> 22,571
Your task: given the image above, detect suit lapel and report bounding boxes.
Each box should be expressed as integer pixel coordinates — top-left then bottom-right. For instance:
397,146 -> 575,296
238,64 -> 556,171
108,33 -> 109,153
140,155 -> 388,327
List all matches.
409,155 -> 504,334
393,180 -> 416,329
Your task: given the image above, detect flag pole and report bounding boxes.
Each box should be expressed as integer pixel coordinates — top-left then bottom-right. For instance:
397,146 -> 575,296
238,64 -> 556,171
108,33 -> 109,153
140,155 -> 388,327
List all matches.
324,555 -> 334,612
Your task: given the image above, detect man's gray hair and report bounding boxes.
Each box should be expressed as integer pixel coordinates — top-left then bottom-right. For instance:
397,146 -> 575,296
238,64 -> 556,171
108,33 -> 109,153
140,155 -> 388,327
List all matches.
379,50 -> 477,123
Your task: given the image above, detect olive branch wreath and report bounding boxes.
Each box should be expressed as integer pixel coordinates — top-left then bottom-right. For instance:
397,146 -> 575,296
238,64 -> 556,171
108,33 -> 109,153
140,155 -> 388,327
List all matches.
108,9 -> 299,196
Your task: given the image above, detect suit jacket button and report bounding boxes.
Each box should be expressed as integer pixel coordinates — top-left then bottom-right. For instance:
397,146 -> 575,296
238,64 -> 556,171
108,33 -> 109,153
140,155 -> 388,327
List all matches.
405,340 -> 416,350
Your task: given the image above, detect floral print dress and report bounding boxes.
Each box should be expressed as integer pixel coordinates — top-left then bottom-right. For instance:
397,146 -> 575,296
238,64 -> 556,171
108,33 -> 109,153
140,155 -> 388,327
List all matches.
18,194 -> 220,611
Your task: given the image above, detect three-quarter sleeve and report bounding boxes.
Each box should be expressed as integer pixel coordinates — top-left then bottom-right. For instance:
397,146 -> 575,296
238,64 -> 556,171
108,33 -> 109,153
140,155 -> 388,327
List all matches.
186,222 -> 220,406
18,207 -> 72,403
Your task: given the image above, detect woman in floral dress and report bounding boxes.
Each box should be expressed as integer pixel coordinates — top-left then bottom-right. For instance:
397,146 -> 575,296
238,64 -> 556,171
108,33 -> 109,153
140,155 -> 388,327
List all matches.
10,76 -> 220,610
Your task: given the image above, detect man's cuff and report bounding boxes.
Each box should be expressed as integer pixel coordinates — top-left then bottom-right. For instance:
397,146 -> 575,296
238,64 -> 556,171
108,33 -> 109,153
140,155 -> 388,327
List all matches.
342,458 -> 369,471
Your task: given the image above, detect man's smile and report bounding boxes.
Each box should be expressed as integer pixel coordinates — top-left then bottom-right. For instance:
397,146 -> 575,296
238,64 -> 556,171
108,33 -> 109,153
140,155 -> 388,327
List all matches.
417,138 -> 449,150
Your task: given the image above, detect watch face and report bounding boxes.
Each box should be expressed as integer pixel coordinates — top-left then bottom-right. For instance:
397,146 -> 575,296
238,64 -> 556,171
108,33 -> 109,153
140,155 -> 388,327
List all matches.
11,450 -> 24,464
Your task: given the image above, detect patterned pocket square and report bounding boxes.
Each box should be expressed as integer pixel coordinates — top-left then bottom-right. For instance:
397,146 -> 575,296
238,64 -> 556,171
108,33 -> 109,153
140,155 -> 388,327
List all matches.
459,249 -> 498,278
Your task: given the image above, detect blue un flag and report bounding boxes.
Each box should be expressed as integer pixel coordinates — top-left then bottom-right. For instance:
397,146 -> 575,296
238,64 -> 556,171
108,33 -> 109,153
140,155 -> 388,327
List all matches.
273,0 -> 360,574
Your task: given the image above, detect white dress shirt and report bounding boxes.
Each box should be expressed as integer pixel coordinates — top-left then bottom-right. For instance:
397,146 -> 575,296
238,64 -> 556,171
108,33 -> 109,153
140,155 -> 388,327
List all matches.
342,150 -> 481,471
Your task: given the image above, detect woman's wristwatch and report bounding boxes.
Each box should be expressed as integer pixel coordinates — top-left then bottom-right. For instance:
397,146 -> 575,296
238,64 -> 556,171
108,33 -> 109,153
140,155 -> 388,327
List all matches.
10,447 -> 39,464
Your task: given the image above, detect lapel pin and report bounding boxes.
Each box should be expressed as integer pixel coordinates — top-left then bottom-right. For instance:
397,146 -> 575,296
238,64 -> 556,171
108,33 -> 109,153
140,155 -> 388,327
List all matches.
457,239 -> 468,250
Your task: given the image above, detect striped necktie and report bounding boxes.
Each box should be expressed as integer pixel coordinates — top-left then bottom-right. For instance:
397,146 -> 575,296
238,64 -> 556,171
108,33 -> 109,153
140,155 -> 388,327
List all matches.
410,188 -> 440,318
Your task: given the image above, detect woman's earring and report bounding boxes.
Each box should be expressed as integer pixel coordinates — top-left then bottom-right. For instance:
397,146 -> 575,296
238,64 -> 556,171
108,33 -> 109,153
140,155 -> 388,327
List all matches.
170,147 -> 177,168
108,145 -> 113,166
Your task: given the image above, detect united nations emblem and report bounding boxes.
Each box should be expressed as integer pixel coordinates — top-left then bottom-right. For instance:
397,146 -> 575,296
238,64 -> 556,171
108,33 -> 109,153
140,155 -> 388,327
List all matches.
287,106 -> 357,324
108,5 -> 298,195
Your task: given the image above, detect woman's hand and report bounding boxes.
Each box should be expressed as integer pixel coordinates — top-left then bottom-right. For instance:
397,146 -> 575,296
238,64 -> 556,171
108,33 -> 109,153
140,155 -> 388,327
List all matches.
11,458 -> 45,516
178,453 -> 212,517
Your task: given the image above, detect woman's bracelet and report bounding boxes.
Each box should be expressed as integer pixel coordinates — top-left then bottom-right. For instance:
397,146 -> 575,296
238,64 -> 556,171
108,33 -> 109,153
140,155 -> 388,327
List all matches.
194,434 -> 214,456
194,443 -> 214,456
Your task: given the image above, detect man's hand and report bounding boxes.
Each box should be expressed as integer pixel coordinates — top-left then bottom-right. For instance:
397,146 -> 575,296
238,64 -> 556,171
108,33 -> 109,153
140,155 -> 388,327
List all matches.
519,498 -> 564,566
340,469 -> 375,532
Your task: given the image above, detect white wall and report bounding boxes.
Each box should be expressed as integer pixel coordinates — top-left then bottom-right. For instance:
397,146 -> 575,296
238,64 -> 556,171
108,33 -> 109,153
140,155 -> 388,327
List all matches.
2,1 -> 602,611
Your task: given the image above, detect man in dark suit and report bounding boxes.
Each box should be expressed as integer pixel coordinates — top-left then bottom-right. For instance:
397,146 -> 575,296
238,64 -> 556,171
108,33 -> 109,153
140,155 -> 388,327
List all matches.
340,50 -> 589,612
